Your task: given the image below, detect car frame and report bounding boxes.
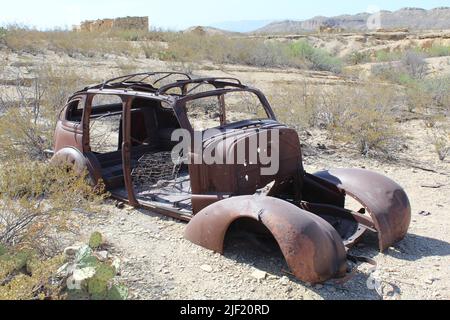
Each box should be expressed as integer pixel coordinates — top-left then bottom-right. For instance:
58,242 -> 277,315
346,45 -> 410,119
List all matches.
51,72 -> 411,284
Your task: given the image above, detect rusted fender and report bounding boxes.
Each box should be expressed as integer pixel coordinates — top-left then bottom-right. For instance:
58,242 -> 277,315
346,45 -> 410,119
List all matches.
50,147 -> 101,183
185,196 -> 348,284
313,169 -> 411,252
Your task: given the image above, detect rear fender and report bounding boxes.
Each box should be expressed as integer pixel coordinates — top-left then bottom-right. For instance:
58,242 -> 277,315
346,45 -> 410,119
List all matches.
50,147 -> 101,184
185,196 -> 348,284
313,169 -> 411,251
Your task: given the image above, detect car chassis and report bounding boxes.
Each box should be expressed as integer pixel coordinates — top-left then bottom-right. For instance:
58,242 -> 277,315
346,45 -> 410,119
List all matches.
51,72 -> 411,284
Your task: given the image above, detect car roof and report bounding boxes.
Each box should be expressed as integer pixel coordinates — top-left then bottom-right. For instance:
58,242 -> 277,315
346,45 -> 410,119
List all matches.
68,72 -> 256,103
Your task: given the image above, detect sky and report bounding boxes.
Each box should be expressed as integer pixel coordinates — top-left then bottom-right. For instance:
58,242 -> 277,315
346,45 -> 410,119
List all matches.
0,0 -> 449,31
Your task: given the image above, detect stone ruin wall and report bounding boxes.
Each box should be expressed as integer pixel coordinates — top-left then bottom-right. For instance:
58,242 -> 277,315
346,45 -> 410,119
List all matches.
77,16 -> 149,32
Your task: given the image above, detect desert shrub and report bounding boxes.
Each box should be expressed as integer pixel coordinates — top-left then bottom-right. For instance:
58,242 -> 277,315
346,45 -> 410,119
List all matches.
0,27 -> 6,43
268,82 -> 401,157
401,50 -> 428,79
372,50 -> 429,85
375,50 -> 402,62
141,41 -> 163,59
111,29 -> 147,42
289,40 -> 343,73
115,61 -> 139,75
0,249 -> 65,300
346,51 -> 371,65
335,105 -> 399,156
0,66 -> 85,160
317,84 -> 401,157
425,44 -> 450,57
3,27 -> 47,55
267,82 -> 320,131
2,26 -> 140,58
0,161 -> 104,255
431,130 -> 449,161
109,28 -> 173,43
166,34 -> 317,70
405,76 -> 450,113
371,62 -> 404,83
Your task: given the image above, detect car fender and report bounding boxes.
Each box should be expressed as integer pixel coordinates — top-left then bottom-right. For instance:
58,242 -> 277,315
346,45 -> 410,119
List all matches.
50,147 -> 101,184
313,169 -> 411,252
185,195 -> 348,284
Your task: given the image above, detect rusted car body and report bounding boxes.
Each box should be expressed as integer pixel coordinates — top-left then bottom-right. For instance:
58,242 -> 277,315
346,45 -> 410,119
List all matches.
52,72 -> 411,284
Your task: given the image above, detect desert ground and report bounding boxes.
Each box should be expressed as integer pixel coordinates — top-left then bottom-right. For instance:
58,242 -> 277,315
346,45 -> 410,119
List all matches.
0,29 -> 449,300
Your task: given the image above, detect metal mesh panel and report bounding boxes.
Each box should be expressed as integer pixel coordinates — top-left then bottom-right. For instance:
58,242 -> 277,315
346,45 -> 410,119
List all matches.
131,152 -> 182,189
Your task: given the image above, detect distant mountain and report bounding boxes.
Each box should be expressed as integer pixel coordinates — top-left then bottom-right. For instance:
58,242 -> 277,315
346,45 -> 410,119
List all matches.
254,7 -> 450,34
184,26 -> 237,36
209,20 -> 274,33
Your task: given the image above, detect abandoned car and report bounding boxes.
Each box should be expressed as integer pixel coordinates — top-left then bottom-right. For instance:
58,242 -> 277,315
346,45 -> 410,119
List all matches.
51,72 -> 411,284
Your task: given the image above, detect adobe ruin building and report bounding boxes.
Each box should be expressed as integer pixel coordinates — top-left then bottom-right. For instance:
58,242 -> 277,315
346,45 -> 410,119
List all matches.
74,16 -> 149,32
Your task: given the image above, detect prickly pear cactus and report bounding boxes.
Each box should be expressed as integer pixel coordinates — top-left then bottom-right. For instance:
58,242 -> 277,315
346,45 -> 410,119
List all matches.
108,284 -> 129,300
87,277 -> 108,300
60,240 -> 128,300
89,232 -> 103,249
95,263 -> 115,282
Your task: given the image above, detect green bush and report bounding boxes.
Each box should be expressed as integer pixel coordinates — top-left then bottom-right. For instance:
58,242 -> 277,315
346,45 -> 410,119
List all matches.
404,76 -> 449,113
0,248 -> 64,300
269,82 -> 401,157
289,40 -> 343,73
0,27 -> 7,41
0,161 -> 105,256
346,51 -> 371,65
426,44 -> 450,57
267,82 -> 320,131
375,50 -> 402,62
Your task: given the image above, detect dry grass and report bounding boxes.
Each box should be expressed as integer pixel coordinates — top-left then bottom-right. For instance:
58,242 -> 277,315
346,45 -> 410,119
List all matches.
0,65 -> 87,160
270,82 -> 402,157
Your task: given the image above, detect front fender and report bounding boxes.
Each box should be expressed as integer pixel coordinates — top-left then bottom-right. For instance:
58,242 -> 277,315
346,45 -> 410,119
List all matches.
185,196 -> 348,284
313,169 -> 411,251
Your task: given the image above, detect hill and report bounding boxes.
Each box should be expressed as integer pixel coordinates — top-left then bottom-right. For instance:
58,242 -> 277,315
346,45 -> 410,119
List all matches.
254,7 -> 450,34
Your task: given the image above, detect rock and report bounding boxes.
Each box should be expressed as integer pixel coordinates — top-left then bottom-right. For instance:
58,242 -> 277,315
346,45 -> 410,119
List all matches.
95,251 -> 109,262
279,276 -> 290,286
251,269 -> 267,281
64,246 -> 81,259
115,201 -> 125,209
425,277 -> 439,285
200,264 -> 213,273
